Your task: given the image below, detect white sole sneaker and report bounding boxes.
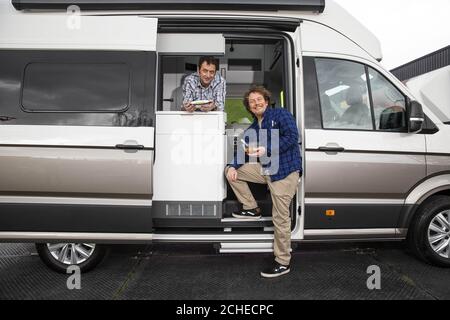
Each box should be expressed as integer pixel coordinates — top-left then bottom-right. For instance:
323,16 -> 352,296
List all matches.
260,268 -> 290,278
231,213 -> 261,220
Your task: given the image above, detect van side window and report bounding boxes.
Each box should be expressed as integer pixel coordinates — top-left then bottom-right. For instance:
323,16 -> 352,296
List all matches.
22,63 -> 130,112
0,50 -> 155,127
315,58 -> 373,130
368,68 -> 407,131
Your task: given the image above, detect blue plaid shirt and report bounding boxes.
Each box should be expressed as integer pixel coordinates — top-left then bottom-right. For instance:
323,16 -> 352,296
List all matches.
229,107 -> 302,182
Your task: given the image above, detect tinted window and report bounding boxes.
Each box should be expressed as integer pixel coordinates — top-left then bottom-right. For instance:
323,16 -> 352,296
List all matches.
302,56 -> 321,129
315,58 -> 373,130
22,63 -> 130,112
369,67 -> 407,131
0,50 -> 155,126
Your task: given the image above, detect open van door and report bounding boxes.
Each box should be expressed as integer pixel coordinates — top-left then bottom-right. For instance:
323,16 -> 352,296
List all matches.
0,10 -> 158,239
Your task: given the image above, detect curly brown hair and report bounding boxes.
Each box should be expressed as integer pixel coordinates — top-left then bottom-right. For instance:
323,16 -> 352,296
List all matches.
243,85 -> 272,115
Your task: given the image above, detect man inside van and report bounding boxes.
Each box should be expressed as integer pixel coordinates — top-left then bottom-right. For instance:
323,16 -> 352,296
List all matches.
182,56 -> 226,112
225,86 -> 302,278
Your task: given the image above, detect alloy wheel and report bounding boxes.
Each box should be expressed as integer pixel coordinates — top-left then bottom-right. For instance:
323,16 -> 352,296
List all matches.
47,243 -> 96,265
428,210 -> 450,259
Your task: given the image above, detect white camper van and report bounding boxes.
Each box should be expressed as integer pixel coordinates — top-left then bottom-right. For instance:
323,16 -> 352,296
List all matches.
1,0 -> 449,273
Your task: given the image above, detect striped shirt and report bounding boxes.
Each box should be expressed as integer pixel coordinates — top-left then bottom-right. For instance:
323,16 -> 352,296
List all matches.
182,72 -> 226,111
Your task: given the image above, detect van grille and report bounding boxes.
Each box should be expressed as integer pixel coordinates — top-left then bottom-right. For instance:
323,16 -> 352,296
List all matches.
165,203 -> 217,217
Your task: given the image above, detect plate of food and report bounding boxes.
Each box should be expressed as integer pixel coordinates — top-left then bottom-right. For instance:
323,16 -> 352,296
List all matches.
191,100 -> 212,106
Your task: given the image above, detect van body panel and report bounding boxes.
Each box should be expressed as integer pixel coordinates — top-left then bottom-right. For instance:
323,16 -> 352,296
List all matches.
300,21 -> 375,62
405,174 -> 450,205
305,150 -> 425,197
157,33 -> 225,54
303,0 -> 382,61
0,126 -> 154,148
0,146 -> 152,197
305,129 -> 426,196
0,231 -> 154,243
303,228 -> 399,239
304,128 -> 426,229
0,203 -> 152,233
0,196 -> 152,206
425,126 -> 450,154
426,156 -> 450,176
0,7 -> 158,51
304,204 -> 404,229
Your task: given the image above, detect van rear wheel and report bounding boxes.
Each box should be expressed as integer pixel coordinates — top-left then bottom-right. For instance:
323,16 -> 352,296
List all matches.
409,195 -> 450,267
36,243 -> 108,273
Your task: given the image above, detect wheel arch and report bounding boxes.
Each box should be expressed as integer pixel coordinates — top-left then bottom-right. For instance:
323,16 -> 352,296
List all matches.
400,174 -> 450,233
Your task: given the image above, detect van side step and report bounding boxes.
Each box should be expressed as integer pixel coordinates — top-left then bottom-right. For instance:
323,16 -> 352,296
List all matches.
221,217 -> 272,223
219,242 -> 273,253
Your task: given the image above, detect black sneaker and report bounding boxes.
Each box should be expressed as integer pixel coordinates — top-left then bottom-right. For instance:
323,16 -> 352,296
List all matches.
232,207 -> 261,220
260,262 -> 290,278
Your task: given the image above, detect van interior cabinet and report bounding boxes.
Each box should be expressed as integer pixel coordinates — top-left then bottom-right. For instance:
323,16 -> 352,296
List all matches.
152,111 -> 227,219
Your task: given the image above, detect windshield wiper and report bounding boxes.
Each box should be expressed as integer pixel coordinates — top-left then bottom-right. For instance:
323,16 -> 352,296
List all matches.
0,116 -> 16,121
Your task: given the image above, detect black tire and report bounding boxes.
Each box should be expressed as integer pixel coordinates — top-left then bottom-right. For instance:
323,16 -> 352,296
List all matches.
408,195 -> 450,267
36,243 -> 108,274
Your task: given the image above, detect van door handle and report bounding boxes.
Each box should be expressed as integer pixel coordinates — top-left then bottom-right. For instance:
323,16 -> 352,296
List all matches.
0,115 -> 16,121
318,146 -> 345,152
115,144 -> 144,150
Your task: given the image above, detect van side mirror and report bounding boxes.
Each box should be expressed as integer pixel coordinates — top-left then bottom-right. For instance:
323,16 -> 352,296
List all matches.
407,100 -> 424,133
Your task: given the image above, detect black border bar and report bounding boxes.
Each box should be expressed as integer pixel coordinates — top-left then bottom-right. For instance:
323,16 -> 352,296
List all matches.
11,0 -> 325,12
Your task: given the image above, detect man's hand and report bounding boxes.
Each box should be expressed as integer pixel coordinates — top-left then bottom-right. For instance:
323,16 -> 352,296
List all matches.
248,146 -> 266,157
226,167 -> 238,182
200,102 -> 216,112
182,101 -> 196,113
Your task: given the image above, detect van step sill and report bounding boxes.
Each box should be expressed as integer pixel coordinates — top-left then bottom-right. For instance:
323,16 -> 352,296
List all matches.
221,217 -> 272,223
219,242 -> 273,253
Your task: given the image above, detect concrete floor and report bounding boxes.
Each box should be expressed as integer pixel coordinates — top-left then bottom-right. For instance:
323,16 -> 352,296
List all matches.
1,241 -> 449,300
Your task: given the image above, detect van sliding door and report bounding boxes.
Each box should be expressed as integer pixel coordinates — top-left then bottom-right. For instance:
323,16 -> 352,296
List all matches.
0,15 -> 158,235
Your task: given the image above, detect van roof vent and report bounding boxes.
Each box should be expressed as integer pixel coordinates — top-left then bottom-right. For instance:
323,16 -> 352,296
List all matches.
11,0 -> 325,12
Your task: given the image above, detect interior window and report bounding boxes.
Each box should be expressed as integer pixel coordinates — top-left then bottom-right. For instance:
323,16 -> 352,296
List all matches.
369,68 -> 407,131
315,58 -> 373,130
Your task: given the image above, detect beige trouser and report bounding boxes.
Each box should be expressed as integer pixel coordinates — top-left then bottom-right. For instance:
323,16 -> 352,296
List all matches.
226,163 -> 300,266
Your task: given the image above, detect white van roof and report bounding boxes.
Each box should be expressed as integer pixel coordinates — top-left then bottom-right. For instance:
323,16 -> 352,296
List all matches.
4,0 -> 382,61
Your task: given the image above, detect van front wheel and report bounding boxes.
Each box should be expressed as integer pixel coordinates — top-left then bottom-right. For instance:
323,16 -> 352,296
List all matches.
36,243 -> 108,273
409,195 -> 450,267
